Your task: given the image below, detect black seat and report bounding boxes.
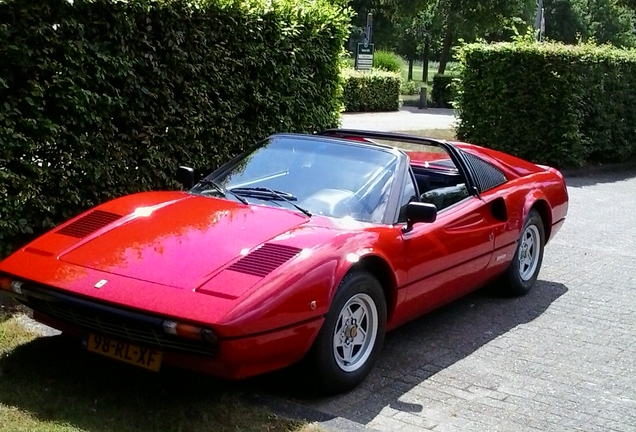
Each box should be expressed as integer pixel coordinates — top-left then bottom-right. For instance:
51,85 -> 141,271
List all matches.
420,184 -> 469,211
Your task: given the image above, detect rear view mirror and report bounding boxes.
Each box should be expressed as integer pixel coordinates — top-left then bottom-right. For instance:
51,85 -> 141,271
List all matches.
177,166 -> 195,190
404,202 -> 437,232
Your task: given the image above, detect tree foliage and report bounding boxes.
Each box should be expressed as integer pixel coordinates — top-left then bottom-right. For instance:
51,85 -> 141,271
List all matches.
350,0 -> 636,75
545,0 -> 636,47
351,0 -> 537,75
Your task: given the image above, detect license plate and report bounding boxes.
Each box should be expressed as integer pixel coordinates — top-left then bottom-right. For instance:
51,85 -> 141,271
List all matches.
87,334 -> 163,372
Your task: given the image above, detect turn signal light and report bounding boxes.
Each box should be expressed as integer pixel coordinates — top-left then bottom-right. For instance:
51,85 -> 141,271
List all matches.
0,277 -> 11,291
162,320 -> 218,343
0,278 -> 23,294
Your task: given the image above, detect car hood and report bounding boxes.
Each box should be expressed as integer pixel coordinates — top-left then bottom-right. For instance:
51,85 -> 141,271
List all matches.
58,194 -> 309,289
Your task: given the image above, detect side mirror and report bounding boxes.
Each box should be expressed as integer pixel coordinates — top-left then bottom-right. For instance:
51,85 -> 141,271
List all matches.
404,202 -> 437,232
177,166 -> 195,190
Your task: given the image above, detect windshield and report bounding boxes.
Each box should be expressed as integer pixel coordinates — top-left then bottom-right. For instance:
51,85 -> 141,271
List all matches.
193,136 -> 398,223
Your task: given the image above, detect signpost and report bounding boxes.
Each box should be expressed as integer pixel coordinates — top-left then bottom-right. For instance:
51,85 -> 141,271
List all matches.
355,13 -> 374,71
355,42 -> 374,71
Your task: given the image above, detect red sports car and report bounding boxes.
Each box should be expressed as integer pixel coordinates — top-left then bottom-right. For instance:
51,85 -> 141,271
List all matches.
0,130 -> 568,393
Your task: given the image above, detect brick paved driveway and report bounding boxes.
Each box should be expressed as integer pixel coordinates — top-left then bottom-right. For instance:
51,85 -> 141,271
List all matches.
275,170 -> 636,431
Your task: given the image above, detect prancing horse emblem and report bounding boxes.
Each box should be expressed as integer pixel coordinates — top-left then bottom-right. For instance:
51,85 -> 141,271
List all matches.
94,279 -> 108,289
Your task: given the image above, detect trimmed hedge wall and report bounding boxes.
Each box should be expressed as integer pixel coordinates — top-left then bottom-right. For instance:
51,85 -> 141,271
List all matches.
431,74 -> 459,108
456,42 -> 636,168
342,69 -> 401,112
0,0 -> 350,257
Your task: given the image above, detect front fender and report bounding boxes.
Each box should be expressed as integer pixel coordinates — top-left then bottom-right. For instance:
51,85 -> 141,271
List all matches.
216,227 -> 404,338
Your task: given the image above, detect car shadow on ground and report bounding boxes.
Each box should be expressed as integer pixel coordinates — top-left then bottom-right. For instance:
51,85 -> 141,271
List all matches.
395,107 -> 457,117
247,279 -> 569,424
0,280 -> 567,430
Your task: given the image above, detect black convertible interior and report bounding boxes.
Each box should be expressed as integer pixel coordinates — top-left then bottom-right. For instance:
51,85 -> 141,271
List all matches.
411,161 -> 470,212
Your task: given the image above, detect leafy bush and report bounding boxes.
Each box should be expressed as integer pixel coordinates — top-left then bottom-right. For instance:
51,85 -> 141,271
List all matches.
400,80 -> 421,95
456,41 -> 636,168
0,0 -> 350,257
342,69 -> 401,112
373,50 -> 403,73
431,74 -> 459,108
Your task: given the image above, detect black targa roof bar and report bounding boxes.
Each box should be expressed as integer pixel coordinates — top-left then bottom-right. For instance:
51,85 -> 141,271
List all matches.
318,129 -> 450,148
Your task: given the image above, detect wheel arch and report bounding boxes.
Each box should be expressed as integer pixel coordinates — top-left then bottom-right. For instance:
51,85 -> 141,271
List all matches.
522,189 -> 552,242
347,255 -> 398,324
529,199 -> 552,242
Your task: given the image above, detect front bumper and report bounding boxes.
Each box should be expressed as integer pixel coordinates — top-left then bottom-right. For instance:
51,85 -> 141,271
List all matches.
5,283 -> 323,380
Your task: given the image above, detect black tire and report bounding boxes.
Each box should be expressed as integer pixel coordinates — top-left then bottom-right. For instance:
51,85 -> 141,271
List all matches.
497,209 -> 545,296
307,271 -> 387,395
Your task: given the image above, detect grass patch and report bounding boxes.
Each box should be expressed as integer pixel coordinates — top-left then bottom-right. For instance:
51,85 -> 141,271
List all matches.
399,61 -> 459,89
0,293 -> 29,323
0,316 -> 38,356
400,64 -> 435,86
0,306 -> 320,432
400,129 -> 458,141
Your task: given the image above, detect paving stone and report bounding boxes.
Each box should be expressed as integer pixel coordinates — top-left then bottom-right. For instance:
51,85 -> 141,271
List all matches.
292,169 -> 636,431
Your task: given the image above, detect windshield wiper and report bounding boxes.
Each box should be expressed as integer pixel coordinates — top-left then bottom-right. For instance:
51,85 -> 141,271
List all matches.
229,187 -> 312,217
198,179 -> 249,205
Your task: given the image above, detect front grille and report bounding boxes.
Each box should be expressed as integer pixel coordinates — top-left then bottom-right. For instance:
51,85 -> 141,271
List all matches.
26,297 -> 219,357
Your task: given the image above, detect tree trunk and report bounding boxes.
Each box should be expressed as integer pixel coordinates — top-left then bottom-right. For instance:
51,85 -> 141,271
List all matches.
408,56 -> 414,81
437,26 -> 454,75
422,37 -> 430,83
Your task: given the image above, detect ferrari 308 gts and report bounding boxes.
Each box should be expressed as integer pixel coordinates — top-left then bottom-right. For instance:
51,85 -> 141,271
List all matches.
0,130 -> 568,393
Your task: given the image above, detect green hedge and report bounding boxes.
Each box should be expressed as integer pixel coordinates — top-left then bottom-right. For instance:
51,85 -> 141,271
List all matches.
400,79 -> 421,96
373,50 -> 403,73
456,42 -> 636,168
0,0 -> 350,257
431,74 -> 459,108
342,69 -> 401,112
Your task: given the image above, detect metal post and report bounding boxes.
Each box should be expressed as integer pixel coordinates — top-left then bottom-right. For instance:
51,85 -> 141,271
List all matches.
418,86 -> 428,110
534,0 -> 544,41
422,35 -> 430,83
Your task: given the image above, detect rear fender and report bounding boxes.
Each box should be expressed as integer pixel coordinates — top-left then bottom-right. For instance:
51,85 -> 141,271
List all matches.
523,190 -> 548,220
522,190 -> 552,239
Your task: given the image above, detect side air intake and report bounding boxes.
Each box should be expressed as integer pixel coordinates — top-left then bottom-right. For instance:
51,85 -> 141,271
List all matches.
227,243 -> 302,278
56,210 -> 122,238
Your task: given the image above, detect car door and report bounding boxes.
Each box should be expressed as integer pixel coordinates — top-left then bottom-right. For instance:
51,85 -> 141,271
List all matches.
393,169 -> 498,327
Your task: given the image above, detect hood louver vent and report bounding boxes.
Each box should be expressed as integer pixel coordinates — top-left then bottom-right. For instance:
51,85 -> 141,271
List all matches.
228,243 -> 302,278
56,210 -> 122,238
